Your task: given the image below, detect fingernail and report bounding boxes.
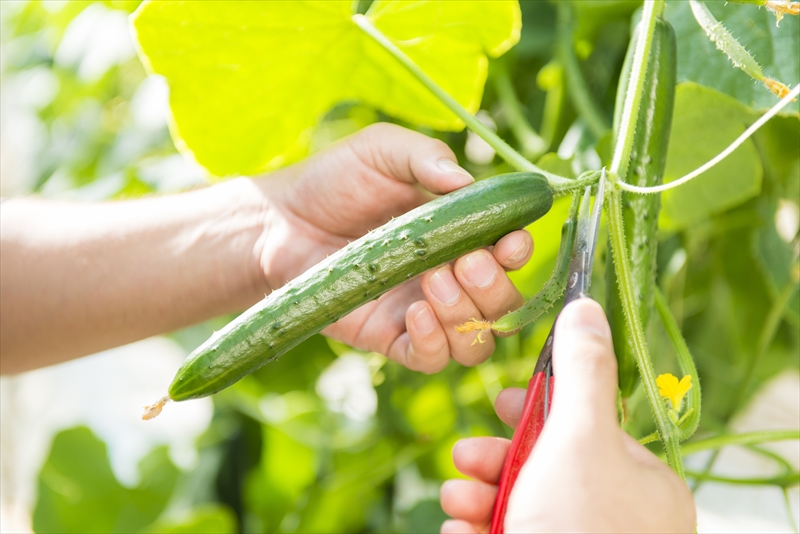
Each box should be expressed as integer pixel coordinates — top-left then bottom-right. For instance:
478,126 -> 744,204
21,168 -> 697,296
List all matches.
413,305 -> 436,335
429,268 -> 461,305
437,158 -> 474,183
507,238 -> 530,264
462,251 -> 496,288
560,300 -> 611,341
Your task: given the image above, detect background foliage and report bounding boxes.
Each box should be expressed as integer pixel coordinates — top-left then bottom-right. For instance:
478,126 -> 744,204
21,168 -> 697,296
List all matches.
1,1 -> 797,532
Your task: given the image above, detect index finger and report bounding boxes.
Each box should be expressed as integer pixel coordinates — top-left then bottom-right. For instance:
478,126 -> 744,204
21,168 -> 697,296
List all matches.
494,387 -> 527,429
348,123 -> 474,194
452,437 -> 511,485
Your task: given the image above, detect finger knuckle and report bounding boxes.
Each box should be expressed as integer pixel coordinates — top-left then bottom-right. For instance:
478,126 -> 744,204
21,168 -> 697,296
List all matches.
359,122 -> 394,138
426,135 -> 453,155
408,346 -> 449,374
420,358 -> 449,375
453,339 -> 495,367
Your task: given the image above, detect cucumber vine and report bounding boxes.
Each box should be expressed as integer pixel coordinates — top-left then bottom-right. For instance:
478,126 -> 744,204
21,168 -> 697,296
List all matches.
355,0 -> 797,481
133,0 -> 799,490
352,14 -> 571,188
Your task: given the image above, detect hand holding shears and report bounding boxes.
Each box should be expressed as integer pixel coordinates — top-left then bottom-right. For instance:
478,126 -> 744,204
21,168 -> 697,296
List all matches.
489,171 -> 605,534
440,169 -> 694,532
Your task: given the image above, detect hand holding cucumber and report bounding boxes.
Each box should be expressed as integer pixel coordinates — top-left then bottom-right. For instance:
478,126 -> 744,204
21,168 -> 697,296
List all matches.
1,124 -> 537,385
258,123 -> 534,374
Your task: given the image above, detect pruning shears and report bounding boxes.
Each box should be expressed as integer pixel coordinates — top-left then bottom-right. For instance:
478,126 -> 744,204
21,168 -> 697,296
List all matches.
489,170 -> 606,534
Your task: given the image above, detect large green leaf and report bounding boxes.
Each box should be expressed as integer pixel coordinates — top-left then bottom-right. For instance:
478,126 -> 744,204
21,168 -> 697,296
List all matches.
131,0 -> 521,176
666,0 -> 800,114
33,427 -> 179,534
660,83 -> 763,230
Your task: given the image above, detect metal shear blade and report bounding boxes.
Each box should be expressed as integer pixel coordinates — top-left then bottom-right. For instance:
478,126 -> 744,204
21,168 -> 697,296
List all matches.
564,169 -> 605,305
538,169 -> 605,414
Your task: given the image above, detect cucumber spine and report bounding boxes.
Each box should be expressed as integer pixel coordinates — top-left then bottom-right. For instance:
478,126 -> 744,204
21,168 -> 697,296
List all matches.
169,172 -> 554,401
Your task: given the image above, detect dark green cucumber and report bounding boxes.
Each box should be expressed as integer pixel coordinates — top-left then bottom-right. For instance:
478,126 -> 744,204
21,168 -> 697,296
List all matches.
169,172 -> 553,401
607,17 -> 677,398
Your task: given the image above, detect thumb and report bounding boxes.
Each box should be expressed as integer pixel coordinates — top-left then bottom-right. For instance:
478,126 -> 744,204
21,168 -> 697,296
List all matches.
549,298 -> 619,437
348,123 -> 474,194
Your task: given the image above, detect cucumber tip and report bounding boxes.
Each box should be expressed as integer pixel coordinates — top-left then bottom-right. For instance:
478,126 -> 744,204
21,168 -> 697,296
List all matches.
142,395 -> 171,420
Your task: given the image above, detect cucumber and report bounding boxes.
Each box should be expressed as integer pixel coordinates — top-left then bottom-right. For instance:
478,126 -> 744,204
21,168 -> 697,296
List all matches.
169,172 -> 553,401
607,17 -> 677,398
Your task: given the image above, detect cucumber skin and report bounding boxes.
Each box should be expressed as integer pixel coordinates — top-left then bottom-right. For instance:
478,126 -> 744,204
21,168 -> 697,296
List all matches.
169,172 -> 554,401
607,18 -> 677,398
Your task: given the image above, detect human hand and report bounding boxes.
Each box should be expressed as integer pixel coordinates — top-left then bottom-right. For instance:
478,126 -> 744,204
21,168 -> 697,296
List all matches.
439,299 -> 696,533
256,123 -> 533,372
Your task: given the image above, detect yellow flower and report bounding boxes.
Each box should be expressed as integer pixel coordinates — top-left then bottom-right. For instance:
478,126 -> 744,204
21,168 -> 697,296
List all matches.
656,373 -> 692,411
764,78 -> 794,100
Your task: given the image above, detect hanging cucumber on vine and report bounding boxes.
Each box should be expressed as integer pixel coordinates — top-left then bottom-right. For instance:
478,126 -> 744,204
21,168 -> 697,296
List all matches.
606,15 -> 678,404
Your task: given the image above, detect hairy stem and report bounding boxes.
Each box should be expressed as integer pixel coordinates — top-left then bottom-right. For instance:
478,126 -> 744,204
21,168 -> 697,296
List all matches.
607,186 -> 685,478
654,289 -> 702,440
551,170 -> 601,197
491,194 -> 581,333
352,14 -> 570,187
639,431 -> 659,445
605,0 -> 685,477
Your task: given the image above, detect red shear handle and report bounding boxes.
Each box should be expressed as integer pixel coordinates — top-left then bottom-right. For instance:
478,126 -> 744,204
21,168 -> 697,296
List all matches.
489,372 -> 555,534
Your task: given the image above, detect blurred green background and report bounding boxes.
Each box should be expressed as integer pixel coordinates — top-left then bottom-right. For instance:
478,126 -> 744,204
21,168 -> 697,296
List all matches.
1,1 -> 797,533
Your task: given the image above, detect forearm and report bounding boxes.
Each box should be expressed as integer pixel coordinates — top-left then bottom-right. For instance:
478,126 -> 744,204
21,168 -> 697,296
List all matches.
0,178 -> 271,374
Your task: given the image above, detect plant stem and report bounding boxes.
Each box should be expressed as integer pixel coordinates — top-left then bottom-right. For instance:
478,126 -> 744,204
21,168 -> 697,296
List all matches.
692,279 -> 799,490
784,488 -> 799,534
676,430 -> 800,457
685,470 -> 800,488
654,289 -> 701,441
639,431 -> 659,445
689,0 -> 765,83
605,0 -> 685,477
493,60 -> 548,160
556,3 -> 610,140
610,0 -> 663,181
607,186 -> 685,478
538,64 -> 566,148
749,444 -> 795,475
551,170 -> 601,197
731,280 -> 799,416
616,85 -> 800,194
351,14 -> 570,187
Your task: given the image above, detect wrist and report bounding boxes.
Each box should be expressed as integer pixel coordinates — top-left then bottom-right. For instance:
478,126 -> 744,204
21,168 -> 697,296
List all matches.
197,177 -> 273,307
249,164 -> 327,293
